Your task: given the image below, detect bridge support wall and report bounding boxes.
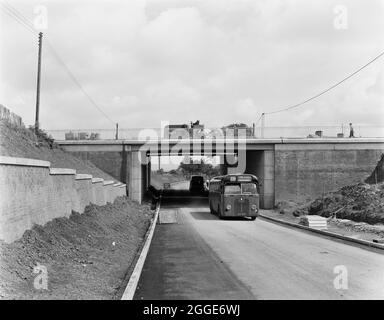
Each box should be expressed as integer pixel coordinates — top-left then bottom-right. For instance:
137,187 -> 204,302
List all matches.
274,144 -> 383,204
223,151 -> 275,209
71,148 -> 130,184
69,148 -> 150,204
245,150 -> 275,209
128,151 -> 150,203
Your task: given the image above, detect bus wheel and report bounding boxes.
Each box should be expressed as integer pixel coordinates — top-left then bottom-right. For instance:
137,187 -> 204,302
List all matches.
248,216 -> 256,221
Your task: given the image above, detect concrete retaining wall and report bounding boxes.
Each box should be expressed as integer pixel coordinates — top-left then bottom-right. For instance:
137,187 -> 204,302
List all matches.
73,174 -> 93,213
0,156 -> 127,243
274,144 -> 383,204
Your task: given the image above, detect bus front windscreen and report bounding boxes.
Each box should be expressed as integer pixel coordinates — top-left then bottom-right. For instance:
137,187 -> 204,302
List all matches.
241,183 -> 257,194
224,184 -> 241,194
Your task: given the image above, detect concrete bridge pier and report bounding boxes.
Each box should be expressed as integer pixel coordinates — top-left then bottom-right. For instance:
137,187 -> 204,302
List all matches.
223,151 -> 275,209
221,151 -> 275,209
128,150 -> 150,203
245,150 -> 275,209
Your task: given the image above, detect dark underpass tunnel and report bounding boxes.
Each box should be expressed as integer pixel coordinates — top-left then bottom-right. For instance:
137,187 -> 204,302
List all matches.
146,155 -> 224,205
144,150 -> 272,209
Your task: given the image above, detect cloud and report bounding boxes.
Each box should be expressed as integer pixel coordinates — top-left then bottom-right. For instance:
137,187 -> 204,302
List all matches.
367,70 -> 384,97
0,0 -> 383,132
234,98 -> 258,120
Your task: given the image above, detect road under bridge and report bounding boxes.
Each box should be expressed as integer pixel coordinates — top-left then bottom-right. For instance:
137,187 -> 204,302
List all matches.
134,202 -> 384,299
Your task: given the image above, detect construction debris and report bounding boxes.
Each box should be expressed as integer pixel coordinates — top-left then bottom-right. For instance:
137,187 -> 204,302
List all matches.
299,215 -> 328,230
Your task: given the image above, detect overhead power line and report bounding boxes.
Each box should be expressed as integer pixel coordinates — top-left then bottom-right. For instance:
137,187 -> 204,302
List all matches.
45,40 -> 115,124
265,50 -> 384,115
0,2 -> 37,35
254,113 -> 263,125
4,1 -> 383,125
0,0 -> 115,125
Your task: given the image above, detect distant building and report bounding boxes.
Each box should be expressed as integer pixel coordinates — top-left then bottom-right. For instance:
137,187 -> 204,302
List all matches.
222,123 -> 254,138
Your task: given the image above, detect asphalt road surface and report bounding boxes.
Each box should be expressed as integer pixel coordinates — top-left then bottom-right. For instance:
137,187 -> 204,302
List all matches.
169,180 -> 190,190
134,204 -> 384,300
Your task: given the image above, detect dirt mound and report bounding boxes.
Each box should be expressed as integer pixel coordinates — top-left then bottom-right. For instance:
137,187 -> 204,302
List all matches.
0,197 -> 152,299
366,153 -> 384,184
305,182 -> 384,224
0,120 -> 115,181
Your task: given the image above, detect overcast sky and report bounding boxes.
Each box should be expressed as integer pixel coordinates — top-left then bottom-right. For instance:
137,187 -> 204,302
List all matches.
0,0 -> 383,131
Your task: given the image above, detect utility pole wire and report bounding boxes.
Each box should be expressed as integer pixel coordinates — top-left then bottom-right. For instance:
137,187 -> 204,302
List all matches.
4,0 -> 383,125
0,1 -> 116,125
254,113 -> 263,125
0,2 -> 37,35
3,0 -> 35,25
45,40 -> 116,125
265,50 -> 384,115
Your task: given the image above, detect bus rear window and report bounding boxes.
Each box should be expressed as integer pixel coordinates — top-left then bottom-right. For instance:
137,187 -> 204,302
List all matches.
241,183 -> 257,194
224,185 -> 241,194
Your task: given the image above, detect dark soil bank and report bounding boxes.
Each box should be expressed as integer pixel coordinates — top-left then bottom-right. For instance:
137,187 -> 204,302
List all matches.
299,182 -> 384,224
0,197 -> 152,300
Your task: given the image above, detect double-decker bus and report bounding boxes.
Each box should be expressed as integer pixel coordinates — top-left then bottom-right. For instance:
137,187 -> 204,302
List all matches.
208,174 -> 260,220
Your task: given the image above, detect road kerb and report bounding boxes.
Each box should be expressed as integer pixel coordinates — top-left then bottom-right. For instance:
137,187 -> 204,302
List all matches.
259,213 -> 384,251
121,204 -> 160,300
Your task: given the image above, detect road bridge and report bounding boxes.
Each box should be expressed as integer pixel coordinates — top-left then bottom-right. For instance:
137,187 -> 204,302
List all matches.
57,138 -> 384,209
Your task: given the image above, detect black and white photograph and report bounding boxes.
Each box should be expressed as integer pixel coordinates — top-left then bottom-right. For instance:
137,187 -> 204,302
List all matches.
0,0 -> 383,310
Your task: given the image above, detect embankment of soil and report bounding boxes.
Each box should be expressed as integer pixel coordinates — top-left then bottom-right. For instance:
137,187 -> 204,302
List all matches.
0,120 -> 114,181
0,197 -> 152,300
306,182 -> 384,224
277,182 -> 384,225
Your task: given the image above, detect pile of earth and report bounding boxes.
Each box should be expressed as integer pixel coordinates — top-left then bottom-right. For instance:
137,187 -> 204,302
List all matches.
280,182 -> 384,225
0,197 -> 153,300
0,120 -> 115,181
305,182 -> 384,224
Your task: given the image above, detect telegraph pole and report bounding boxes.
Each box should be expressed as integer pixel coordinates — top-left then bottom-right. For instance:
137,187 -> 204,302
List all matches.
35,32 -> 43,134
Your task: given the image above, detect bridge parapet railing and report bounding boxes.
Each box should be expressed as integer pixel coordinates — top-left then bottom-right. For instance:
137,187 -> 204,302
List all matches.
46,125 -> 384,141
